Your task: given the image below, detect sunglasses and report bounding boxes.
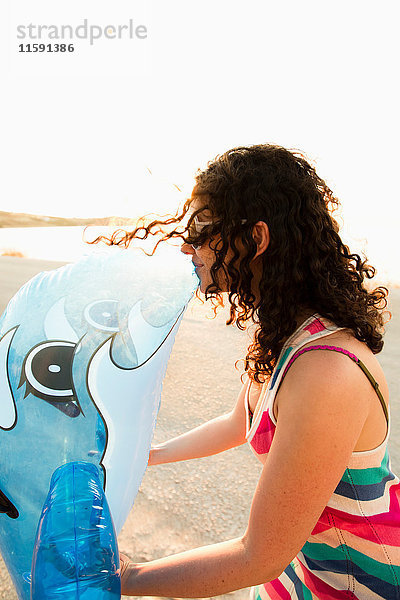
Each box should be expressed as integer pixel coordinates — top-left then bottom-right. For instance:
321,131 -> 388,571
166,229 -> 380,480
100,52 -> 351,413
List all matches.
187,215 -> 247,250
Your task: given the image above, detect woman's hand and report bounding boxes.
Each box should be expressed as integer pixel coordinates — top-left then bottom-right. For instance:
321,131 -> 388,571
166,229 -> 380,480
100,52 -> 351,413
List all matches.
119,553 -> 133,594
147,446 -> 162,466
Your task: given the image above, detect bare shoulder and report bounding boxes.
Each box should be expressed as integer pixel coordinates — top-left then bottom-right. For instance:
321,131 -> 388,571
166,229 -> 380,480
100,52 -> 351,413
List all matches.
275,328 -> 389,452
301,328 -> 388,394
278,332 -> 365,396
288,328 -> 387,387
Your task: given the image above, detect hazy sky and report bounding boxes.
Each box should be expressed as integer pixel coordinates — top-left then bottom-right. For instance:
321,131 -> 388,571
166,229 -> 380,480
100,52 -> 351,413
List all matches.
2,0 -> 399,281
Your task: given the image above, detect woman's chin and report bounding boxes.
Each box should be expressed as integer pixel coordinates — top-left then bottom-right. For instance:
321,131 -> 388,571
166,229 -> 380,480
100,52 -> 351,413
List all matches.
198,278 -> 212,295
195,269 -> 228,295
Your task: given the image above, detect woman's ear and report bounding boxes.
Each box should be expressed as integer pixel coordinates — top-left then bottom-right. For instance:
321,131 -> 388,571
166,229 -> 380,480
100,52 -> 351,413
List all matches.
252,221 -> 270,258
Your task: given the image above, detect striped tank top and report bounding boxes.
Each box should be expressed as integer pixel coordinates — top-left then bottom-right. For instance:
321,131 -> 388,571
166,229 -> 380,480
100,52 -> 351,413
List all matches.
245,314 -> 400,599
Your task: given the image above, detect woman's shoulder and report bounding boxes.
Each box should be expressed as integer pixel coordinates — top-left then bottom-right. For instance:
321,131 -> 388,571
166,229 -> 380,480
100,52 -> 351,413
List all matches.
300,327 -> 383,373
286,325 -> 387,396
276,327 -> 389,452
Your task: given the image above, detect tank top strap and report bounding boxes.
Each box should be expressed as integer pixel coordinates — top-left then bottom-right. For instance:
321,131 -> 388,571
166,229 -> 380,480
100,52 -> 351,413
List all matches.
278,344 -> 389,424
268,314 -> 344,393
254,315 -> 345,425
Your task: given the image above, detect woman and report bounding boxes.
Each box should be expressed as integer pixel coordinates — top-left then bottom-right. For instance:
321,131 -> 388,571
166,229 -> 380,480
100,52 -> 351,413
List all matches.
110,145 -> 399,598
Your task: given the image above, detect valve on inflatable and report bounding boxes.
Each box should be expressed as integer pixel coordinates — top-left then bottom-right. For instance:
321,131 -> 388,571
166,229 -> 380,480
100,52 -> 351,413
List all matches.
31,462 -> 120,600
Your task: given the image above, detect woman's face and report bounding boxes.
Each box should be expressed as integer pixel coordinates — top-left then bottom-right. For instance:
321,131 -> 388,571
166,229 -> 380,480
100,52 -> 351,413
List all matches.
180,198 -> 231,294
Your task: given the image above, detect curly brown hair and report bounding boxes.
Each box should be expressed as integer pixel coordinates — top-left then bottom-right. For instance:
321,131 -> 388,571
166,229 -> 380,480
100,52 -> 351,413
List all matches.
91,144 -> 390,385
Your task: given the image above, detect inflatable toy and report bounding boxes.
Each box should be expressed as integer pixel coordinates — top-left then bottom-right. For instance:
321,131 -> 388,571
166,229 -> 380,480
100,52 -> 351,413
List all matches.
0,246 -> 198,599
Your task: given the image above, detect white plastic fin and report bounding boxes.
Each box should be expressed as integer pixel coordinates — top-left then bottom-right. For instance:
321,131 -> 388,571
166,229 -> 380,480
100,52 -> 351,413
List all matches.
0,328 -> 17,429
44,297 -> 79,342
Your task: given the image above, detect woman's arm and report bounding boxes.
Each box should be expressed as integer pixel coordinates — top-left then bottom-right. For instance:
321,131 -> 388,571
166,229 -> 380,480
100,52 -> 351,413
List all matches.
148,376 -> 251,465
121,350 -> 370,597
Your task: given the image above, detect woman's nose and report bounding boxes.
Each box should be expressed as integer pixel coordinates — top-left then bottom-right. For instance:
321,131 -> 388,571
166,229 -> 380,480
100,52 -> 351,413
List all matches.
180,242 -> 195,255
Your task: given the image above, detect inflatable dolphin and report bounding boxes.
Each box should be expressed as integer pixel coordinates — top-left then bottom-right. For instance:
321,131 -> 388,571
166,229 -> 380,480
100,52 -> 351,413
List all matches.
0,246 -> 198,599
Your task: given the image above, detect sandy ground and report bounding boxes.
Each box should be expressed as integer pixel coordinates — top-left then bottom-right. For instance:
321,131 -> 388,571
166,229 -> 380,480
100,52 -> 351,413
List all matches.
0,256 -> 399,600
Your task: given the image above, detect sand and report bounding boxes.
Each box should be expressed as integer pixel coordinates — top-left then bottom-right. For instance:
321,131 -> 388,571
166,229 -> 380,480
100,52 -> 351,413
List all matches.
0,256 -> 399,600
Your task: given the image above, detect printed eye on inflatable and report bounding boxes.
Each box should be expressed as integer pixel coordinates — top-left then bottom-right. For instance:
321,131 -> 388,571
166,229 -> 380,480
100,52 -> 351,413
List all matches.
0,246 -> 199,599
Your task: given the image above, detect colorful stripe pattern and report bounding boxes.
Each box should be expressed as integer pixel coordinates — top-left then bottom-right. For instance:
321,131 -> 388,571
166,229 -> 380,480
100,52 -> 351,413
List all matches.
246,315 -> 400,599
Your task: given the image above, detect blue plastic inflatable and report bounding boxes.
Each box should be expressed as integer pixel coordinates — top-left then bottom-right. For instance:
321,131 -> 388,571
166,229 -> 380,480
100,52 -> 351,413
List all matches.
0,246 -> 198,599
31,462 -> 120,599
